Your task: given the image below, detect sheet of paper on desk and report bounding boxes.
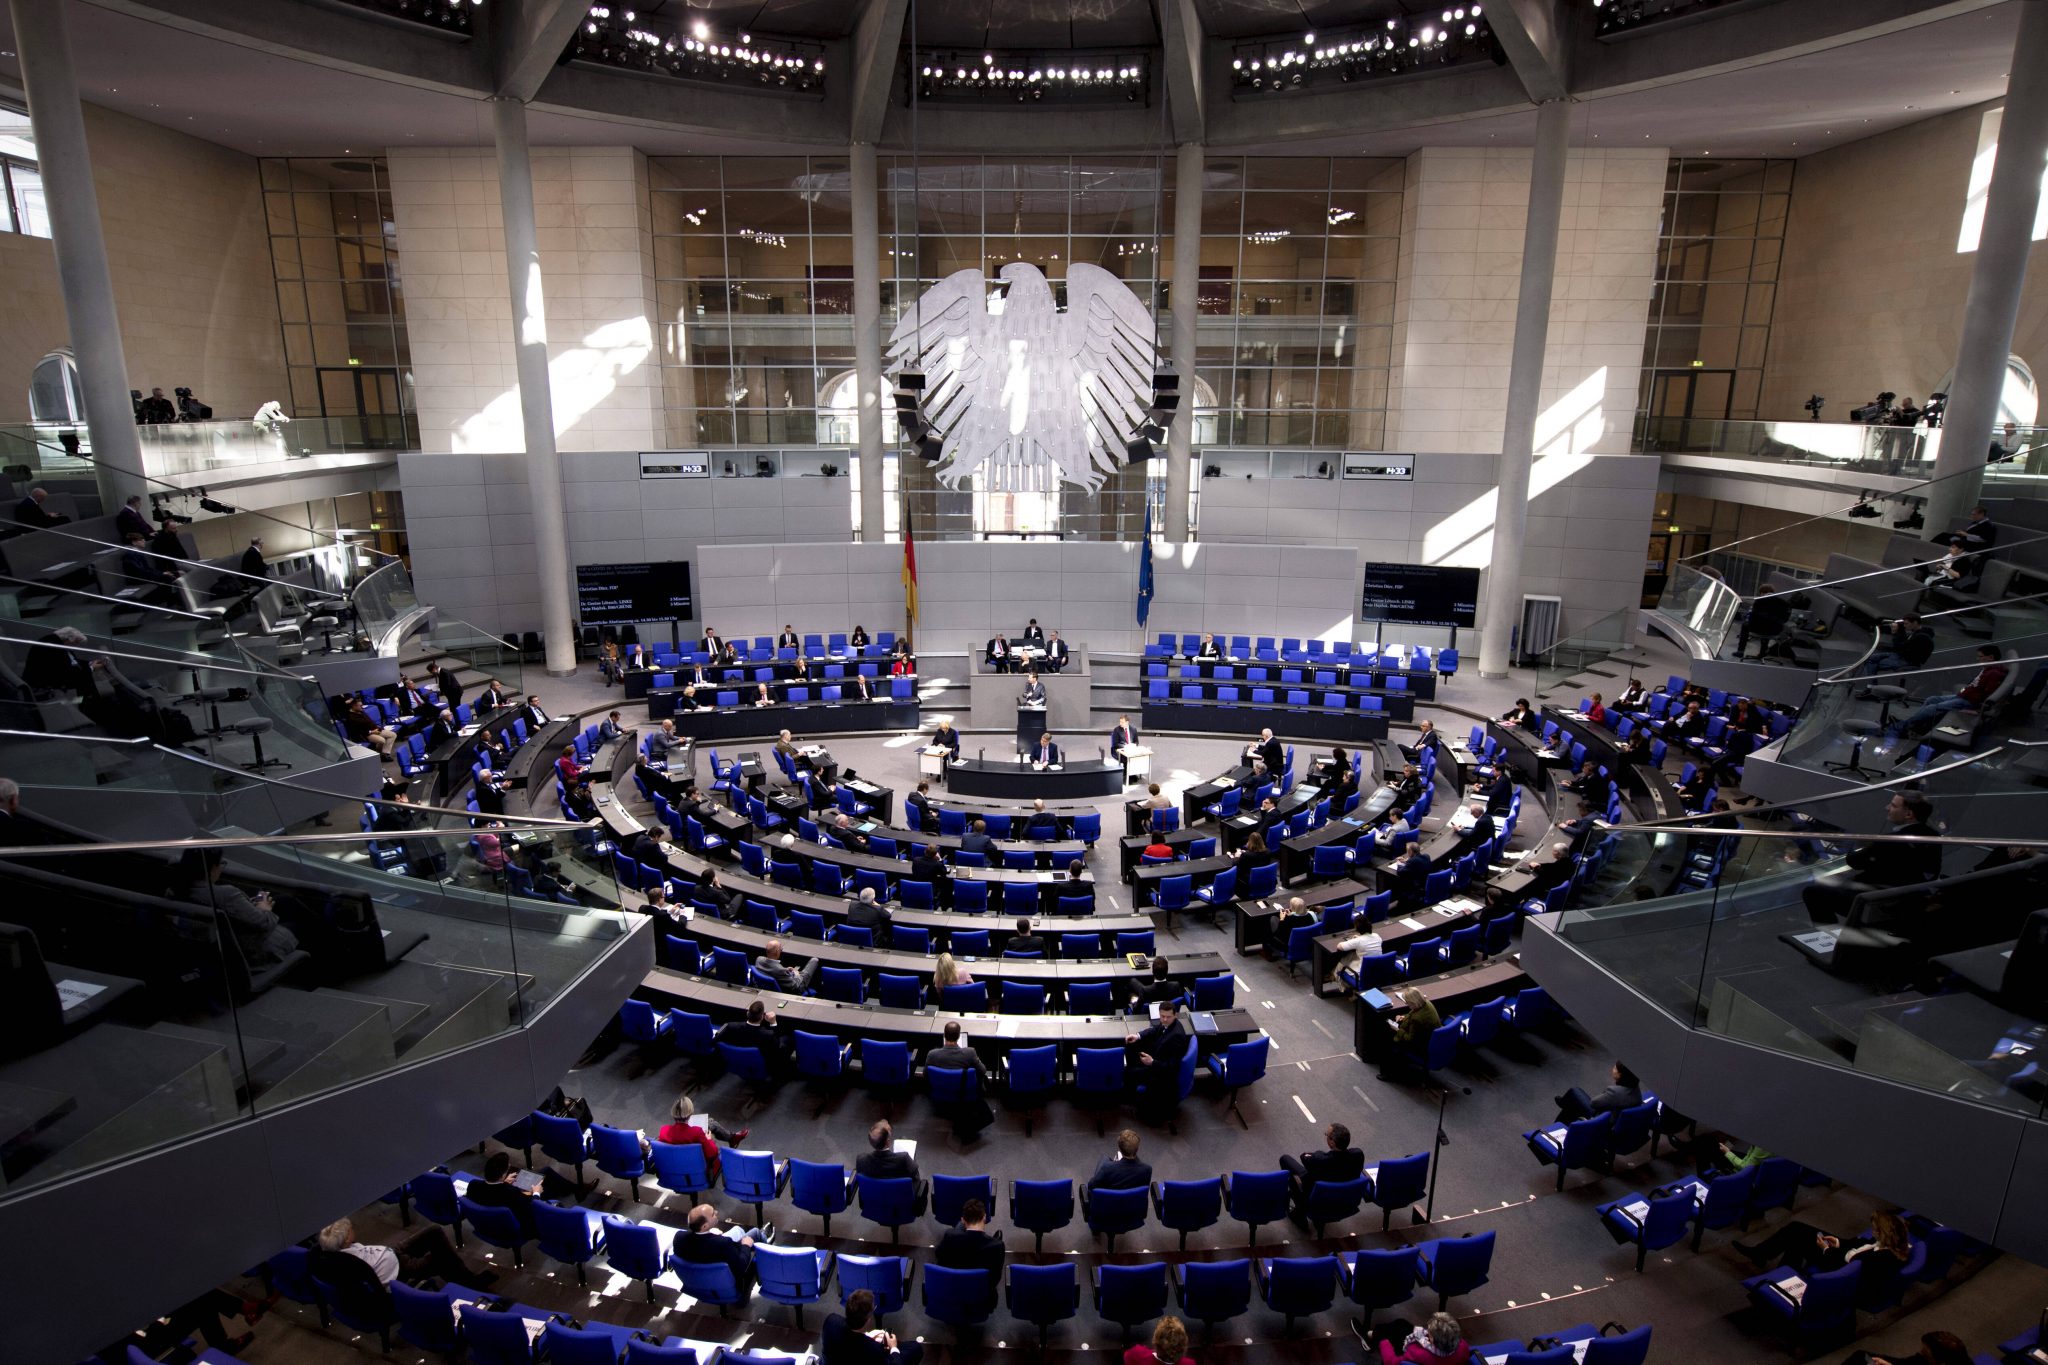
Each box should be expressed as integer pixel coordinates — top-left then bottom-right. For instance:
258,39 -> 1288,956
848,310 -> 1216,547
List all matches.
1398,917 -> 1427,931
54,979 -> 107,1011
997,1019 -> 1021,1037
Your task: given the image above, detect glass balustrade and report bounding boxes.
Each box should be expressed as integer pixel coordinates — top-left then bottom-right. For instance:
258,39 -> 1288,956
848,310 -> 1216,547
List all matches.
1554,822 -> 2047,1119
0,413 -> 409,482
1533,606 -> 1642,697
0,730 -> 629,1196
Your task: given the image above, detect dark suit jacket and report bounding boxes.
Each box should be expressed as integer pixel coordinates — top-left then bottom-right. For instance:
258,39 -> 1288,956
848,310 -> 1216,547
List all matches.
719,1020 -> 785,1059
855,1148 -> 919,1182
1088,1156 -> 1153,1190
1044,640 -> 1069,665
778,632 -> 801,648
115,505 -> 153,540
239,547 -> 267,578
462,1177 -> 540,1235
674,1229 -> 752,1276
1483,773 -> 1514,814
1196,640 -> 1221,658
910,854 -> 950,887
433,671 -> 465,706
1846,821 -> 1942,886
846,899 -> 891,937
958,832 -> 995,856
1021,625 -> 1045,642
1031,742 -> 1061,765
1110,723 -> 1139,751
1387,856 -> 1429,906
14,495 -> 62,527
926,1042 -> 989,1083
1450,813 -> 1497,862
1133,1018 -> 1189,1079
1524,856 -> 1577,896
1256,740 -> 1285,776
934,1225 -> 1006,1276
1585,1083 -> 1643,1116
821,1315 -> 896,1365
1293,1145 -> 1366,1201
1009,933 -> 1047,957
933,727 -> 961,756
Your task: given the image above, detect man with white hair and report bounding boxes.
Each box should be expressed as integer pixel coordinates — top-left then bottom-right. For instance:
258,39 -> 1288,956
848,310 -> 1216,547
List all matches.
313,1216 -> 481,1289
1446,798 -> 1497,864
754,937 -> 817,991
1250,728 -> 1284,779
0,776 -> 51,846
844,885 -> 892,944
1489,840 -> 1578,913
831,810 -> 870,854
13,485 -> 68,527
24,626 -> 105,696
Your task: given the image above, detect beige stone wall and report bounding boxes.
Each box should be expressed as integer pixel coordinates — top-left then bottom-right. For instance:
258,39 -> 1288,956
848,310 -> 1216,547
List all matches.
386,145 -> 662,454
1386,146 -> 1667,457
0,103 -> 285,424
1761,103 -> 2048,419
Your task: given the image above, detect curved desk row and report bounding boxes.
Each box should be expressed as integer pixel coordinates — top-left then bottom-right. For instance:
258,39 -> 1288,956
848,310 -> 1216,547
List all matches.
722,821 -> 1101,902
639,968 -> 1260,1063
676,912 -> 1230,999
941,757 -> 1126,801
1148,676 -> 1420,720
1142,700 -> 1392,744
648,697 -> 917,738
1162,658 -> 1437,699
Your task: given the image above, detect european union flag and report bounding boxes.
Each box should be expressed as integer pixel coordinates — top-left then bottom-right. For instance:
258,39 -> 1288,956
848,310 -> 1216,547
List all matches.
1137,500 -> 1155,628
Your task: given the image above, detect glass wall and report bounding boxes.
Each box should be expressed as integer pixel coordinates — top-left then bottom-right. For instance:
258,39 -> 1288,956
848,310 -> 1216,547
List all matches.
0,104 -> 49,239
1636,157 -> 1792,449
260,156 -> 417,450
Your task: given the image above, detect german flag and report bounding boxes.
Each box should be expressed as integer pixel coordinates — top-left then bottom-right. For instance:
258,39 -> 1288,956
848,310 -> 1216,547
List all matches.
901,522 -> 919,629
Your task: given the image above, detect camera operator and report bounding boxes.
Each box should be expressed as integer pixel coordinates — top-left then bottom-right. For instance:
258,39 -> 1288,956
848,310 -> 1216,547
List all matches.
176,387 -> 212,421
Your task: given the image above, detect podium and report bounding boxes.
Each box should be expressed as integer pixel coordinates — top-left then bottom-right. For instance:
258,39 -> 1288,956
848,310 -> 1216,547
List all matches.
1017,703 -> 1048,751
919,745 -> 949,780
1119,745 -> 1154,784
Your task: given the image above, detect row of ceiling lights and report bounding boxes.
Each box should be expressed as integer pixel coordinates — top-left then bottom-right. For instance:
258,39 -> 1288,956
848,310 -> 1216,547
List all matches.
573,5 -> 826,90
1231,9 -> 1497,92
913,51 -> 1150,103
335,0 -> 482,32
1589,0 -> 1751,36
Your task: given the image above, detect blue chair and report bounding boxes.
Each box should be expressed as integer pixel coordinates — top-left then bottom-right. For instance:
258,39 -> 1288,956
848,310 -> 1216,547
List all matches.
1001,1044 -> 1059,1134
1173,1257 -> 1252,1338
857,1174 -> 926,1244
390,1281 -> 461,1354
1225,1170 -> 1291,1246
999,980 -> 1047,1016
1366,1152 -> 1430,1231
1156,1176 -> 1223,1250
1007,1262 -> 1080,1346
929,1173 -> 996,1231
619,998 -> 672,1049
264,1246 -> 322,1318
1074,1047 -> 1125,1135
1301,1175 -> 1370,1237
862,1038 -> 915,1091
542,1322 -> 632,1365
1416,1230 -> 1496,1309
923,1265 -> 997,1327
794,1031 -> 854,1099
718,1042 -> 775,1097
1747,1156 -> 1803,1220
457,1304 -> 533,1364
670,1254 -> 747,1317
815,965 -> 866,1004
875,972 -> 925,1010
1067,980 -> 1115,1014
1211,1036 -> 1270,1128
1598,1191 -> 1694,1271
755,1244 -> 836,1328
1524,1111 -> 1614,1191
1745,1261 -> 1861,1341
1115,930 -> 1156,956
790,1157 -> 854,1236
1583,1325 -> 1653,1365
723,1148 -> 790,1226
591,1213 -> 666,1300
1192,973 -> 1235,1011
1341,1245 -> 1420,1324
954,880 -> 989,912
939,981 -> 988,1012
1011,1178 -> 1076,1253
1150,873 -> 1193,926
412,1169 -> 463,1244
532,1200 -> 606,1284
1081,1183 -> 1151,1253
457,1195 -> 532,1267
1691,1167 -> 1758,1250
1500,1347 -> 1576,1365
1257,1254 -> 1340,1333
837,1254 -> 914,1318
591,1122 -> 649,1200
533,1111 -> 592,1184
1095,1261 -> 1169,1341
649,1138 -> 712,1200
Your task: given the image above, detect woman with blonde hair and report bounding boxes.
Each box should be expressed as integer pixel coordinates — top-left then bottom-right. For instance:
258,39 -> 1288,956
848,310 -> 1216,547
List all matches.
1380,1312 -> 1471,1364
934,951 -> 974,988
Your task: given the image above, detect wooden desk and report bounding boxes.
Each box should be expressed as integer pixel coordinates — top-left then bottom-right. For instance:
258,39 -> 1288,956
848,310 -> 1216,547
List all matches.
1350,956 -> 1529,1062
1227,880 -> 1364,955
1143,700 -> 1394,743
945,758 -> 1125,801
1307,894 -> 1488,999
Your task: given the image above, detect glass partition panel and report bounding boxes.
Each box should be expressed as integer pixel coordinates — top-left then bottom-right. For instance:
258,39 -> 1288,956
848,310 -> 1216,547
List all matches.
1534,607 -> 1638,697
1556,824 -> 2047,1118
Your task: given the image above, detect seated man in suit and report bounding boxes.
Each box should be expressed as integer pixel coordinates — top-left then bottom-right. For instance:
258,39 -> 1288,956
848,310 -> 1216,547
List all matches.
1488,840 -> 1577,912
1444,800 -> 1497,864
1127,957 -> 1186,1014
1195,633 -> 1222,659
522,694 -> 551,728
1109,715 -> 1140,757
14,486 -> 70,527
1041,630 -> 1070,673
931,720 -> 962,758
1384,845 -> 1431,914
598,710 -> 626,744
464,1151 -> 580,1230
1087,1128 -> 1153,1191
925,1021 -> 995,1139
1281,1122 -> 1366,1212
855,1119 -> 921,1185
958,820 -> 996,859
822,1288 -> 923,1365
909,844 -> 953,908
1801,790 -> 1943,922
828,812 -> 871,854
1124,998 -> 1190,1120
1471,767 -> 1515,816
934,1197 -> 1006,1279
1554,1060 -> 1642,1123
1020,672 -> 1047,707
753,937 -> 818,992
985,634 -> 1013,674
674,1204 -> 772,1290
844,887 -> 892,944
426,709 -> 461,749
1023,797 -> 1060,840
718,999 -> 790,1066
475,678 -> 512,711
1402,718 -> 1445,765
1008,917 -> 1047,957
1029,732 -> 1062,769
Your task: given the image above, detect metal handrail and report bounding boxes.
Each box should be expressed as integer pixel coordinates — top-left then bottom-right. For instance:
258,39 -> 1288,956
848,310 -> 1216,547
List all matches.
0,572 -> 213,621
1605,747 -> 2005,832
0,628 -> 320,684
24,525 -> 350,597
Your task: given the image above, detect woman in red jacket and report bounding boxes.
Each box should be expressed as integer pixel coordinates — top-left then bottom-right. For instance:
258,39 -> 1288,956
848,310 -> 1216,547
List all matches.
1125,1316 -> 1194,1365
1381,1313 -> 1472,1365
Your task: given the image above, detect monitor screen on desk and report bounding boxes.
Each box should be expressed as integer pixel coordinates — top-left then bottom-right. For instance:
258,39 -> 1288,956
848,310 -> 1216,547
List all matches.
577,560 -> 694,625
1362,562 -> 1480,627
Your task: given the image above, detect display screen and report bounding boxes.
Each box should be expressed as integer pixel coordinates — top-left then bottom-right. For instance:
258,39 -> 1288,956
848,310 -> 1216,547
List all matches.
576,561 -> 694,625
1362,562 -> 1480,627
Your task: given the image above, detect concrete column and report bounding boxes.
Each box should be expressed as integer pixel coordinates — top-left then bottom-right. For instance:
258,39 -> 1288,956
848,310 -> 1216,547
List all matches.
491,97 -> 576,677
850,142 -> 888,540
9,0 -> 147,511
1166,143 -> 1203,544
1478,98 -> 1573,679
1925,0 -> 2048,533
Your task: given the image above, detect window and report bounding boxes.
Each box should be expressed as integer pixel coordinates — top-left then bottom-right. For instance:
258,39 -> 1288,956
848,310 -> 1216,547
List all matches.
1958,107 -> 2048,253
0,107 -> 50,239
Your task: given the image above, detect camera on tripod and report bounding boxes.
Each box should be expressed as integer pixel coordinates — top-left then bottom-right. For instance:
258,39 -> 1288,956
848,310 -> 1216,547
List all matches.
1849,392 -> 1896,424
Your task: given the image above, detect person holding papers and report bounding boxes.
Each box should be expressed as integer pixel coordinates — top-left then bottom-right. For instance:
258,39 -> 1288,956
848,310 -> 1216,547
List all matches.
1030,732 -> 1061,768
1377,1313 -> 1473,1365
1736,1210 -> 1912,1281
1251,728 -> 1285,779
855,1120 -> 919,1182
1110,715 -> 1139,754
1020,672 -> 1046,707
1196,633 -> 1222,660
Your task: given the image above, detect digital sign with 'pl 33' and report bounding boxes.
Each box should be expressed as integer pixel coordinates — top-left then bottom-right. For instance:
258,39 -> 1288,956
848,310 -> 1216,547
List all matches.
576,561 -> 694,625
1362,562 -> 1480,628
